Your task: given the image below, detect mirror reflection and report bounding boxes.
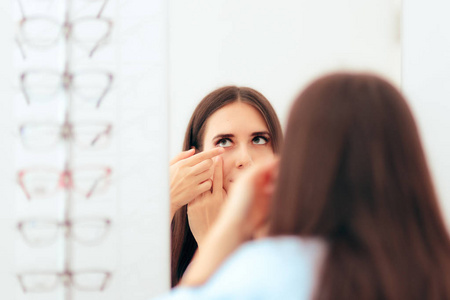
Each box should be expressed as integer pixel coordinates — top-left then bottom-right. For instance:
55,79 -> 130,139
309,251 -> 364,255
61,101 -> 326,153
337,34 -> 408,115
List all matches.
169,86 -> 283,286
168,0 -> 401,288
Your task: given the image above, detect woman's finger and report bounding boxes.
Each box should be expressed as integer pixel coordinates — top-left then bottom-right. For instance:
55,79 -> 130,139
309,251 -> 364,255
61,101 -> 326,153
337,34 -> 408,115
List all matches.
195,179 -> 213,196
212,156 -> 223,194
195,167 -> 215,184
187,147 -> 224,167
170,148 -> 195,165
190,158 -> 214,176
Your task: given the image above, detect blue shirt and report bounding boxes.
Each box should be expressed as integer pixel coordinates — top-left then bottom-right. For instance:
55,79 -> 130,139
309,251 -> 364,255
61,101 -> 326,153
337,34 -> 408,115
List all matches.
155,236 -> 326,300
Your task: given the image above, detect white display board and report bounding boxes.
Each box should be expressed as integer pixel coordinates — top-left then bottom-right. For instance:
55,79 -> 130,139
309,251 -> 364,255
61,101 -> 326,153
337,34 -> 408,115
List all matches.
0,0 -> 170,299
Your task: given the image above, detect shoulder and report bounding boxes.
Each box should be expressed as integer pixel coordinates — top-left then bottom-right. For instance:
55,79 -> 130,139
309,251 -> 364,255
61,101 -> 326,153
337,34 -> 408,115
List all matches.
235,236 -> 325,261
218,236 -> 326,292
157,236 -> 326,300
223,236 -> 325,275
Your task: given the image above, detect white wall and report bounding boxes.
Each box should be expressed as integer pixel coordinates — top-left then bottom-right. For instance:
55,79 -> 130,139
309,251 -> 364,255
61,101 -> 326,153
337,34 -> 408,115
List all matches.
402,0 -> 450,225
169,0 -> 402,158
0,0 -> 17,297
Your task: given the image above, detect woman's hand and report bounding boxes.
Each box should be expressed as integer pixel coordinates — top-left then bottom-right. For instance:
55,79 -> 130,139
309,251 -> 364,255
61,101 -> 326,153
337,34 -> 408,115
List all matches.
220,158 -> 279,240
187,156 -> 226,247
170,147 -> 224,221
180,159 -> 279,287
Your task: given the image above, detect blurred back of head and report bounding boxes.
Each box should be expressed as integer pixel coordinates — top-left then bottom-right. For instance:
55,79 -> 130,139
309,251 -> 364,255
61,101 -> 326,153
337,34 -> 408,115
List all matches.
270,73 -> 450,299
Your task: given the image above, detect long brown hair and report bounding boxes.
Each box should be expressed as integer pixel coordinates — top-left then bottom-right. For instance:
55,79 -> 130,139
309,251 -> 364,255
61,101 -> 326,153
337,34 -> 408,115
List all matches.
270,73 -> 450,299
171,85 -> 282,286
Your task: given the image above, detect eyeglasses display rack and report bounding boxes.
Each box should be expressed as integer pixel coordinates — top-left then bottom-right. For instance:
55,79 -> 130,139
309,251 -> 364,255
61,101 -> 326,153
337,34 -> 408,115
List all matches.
9,0 -> 170,299
14,0 -> 115,299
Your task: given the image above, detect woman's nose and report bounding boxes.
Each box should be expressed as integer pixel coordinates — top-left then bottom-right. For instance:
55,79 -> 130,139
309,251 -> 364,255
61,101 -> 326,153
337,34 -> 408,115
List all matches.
235,146 -> 252,169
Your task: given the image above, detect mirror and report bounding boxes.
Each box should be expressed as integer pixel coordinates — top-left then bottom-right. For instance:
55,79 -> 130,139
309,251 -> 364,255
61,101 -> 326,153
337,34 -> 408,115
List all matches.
167,0 -> 402,287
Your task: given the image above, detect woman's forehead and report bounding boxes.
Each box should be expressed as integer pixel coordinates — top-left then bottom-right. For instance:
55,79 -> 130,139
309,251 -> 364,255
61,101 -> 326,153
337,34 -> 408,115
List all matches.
204,102 -> 269,136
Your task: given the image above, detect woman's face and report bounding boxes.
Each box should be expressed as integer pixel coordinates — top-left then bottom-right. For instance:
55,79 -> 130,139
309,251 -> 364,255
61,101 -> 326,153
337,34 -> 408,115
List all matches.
202,101 -> 275,192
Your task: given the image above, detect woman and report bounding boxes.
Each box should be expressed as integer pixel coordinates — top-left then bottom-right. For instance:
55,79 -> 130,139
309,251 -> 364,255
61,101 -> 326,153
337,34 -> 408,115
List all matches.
162,73 -> 450,299
169,86 -> 283,286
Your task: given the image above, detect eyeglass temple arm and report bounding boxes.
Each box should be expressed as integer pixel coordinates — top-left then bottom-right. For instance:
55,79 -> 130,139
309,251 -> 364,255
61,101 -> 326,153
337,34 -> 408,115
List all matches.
16,0 -> 26,18
15,0 -> 28,59
85,173 -> 109,198
90,125 -> 112,146
95,74 -> 113,108
89,17 -> 113,59
99,272 -> 111,291
88,38 -> 106,59
18,172 -> 31,200
97,0 -> 110,18
17,274 -> 29,292
15,37 -> 27,60
20,73 -> 31,105
90,0 -> 112,58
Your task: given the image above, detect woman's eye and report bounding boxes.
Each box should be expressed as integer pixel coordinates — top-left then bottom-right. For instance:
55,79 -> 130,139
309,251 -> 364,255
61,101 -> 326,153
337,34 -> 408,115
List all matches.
252,136 -> 268,145
216,138 -> 232,148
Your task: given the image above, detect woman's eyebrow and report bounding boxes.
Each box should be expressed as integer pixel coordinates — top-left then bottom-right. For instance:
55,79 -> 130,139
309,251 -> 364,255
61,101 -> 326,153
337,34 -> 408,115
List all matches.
212,134 -> 234,141
251,131 -> 270,137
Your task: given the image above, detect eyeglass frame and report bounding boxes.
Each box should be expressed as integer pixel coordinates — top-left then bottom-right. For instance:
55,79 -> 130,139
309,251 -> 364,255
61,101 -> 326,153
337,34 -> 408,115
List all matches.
19,67 -> 114,108
17,269 -> 112,293
17,165 -> 113,200
17,217 -> 112,247
19,120 -> 113,150
16,0 -> 113,58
